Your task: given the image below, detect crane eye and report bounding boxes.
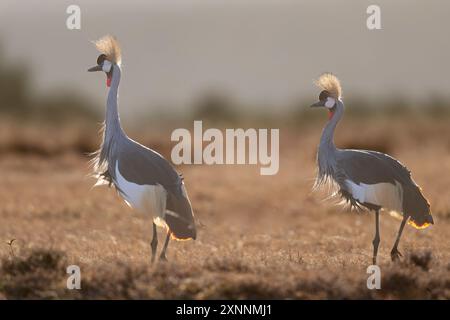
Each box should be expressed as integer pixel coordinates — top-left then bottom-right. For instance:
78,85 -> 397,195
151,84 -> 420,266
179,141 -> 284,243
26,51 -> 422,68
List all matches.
102,60 -> 112,73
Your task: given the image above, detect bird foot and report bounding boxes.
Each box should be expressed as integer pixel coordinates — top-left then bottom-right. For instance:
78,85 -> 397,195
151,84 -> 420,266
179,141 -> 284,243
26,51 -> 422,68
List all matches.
159,255 -> 168,263
390,248 -> 402,262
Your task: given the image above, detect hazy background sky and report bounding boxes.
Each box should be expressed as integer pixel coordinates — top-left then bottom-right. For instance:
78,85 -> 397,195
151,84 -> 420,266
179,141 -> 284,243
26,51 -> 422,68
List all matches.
0,0 -> 449,118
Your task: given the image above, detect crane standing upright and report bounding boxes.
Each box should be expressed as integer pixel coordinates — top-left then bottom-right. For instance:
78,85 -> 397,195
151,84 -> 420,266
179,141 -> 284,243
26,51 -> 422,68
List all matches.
310,73 -> 433,265
88,35 -> 196,263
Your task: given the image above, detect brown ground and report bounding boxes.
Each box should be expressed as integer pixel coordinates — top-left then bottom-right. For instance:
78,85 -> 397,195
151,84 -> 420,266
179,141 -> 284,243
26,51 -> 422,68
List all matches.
0,117 -> 449,299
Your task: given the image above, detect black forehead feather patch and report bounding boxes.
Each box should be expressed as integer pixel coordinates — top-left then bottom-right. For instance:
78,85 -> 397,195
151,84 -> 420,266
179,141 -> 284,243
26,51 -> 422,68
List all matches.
319,90 -> 330,101
97,54 -> 107,65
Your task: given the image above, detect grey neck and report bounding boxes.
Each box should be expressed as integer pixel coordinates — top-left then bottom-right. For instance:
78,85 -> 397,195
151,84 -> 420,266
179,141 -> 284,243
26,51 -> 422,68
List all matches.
319,100 -> 343,151
104,64 -> 125,143
317,100 -> 344,182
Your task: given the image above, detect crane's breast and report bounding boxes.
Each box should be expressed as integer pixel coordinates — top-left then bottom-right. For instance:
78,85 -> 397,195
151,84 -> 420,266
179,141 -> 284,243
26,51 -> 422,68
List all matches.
114,161 -> 167,218
344,179 -> 403,212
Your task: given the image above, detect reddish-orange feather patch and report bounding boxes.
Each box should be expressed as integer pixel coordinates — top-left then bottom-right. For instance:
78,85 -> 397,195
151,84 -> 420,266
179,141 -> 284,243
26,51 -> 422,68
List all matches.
328,110 -> 334,120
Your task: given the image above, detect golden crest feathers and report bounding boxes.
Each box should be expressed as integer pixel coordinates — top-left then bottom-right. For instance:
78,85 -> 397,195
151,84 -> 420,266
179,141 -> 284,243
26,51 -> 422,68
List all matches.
315,73 -> 342,99
93,35 -> 122,66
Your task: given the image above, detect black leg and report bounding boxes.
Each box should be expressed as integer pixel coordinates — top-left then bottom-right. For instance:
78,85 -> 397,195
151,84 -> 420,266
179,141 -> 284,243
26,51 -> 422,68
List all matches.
391,215 -> 408,261
159,231 -> 171,262
372,209 -> 381,265
150,222 -> 158,264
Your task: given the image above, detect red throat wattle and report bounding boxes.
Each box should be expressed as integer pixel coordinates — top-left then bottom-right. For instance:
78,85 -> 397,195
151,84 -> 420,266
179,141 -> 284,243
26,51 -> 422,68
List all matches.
106,75 -> 112,87
328,110 -> 334,120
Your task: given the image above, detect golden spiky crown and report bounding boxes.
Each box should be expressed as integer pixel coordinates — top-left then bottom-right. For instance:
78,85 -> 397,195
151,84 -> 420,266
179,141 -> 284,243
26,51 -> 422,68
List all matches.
93,35 -> 122,66
315,73 -> 342,99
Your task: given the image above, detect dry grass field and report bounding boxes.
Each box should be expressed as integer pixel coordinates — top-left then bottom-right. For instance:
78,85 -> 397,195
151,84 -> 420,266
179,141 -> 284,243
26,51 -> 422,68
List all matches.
0,117 -> 449,299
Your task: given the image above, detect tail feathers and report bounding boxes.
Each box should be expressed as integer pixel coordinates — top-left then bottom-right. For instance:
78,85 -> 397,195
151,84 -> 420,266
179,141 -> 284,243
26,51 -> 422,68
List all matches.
408,216 -> 434,229
165,212 -> 197,240
164,192 -> 196,240
403,184 -> 433,229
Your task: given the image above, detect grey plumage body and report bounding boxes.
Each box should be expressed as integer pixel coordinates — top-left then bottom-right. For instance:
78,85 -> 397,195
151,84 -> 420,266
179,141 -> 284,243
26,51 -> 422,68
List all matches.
311,73 -> 433,264
89,36 -> 196,262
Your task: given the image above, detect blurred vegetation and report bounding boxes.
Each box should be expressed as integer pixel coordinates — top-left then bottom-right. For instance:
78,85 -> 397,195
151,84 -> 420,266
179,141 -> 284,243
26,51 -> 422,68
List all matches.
0,248 -> 66,299
191,91 -> 239,124
183,90 -> 450,129
0,44 -> 99,123
0,40 -> 449,129
0,247 -> 448,299
0,47 -> 31,115
288,93 -> 450,128
33,91 -> 99,122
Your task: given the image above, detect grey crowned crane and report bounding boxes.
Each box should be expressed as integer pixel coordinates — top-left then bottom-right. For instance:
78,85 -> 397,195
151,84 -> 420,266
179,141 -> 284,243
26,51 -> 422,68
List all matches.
87,35 -> 196,263
310,73 -> 433,265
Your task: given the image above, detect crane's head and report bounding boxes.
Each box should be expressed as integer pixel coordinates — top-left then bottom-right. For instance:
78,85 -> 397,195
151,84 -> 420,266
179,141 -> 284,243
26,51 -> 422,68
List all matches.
310,73 -> 342,119
88,35 -> 121,87
88,54 -> 114,86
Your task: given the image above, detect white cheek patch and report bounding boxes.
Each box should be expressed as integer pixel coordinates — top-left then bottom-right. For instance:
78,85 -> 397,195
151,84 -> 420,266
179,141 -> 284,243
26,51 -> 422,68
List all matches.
102,60 -> 112,73
325,97 -> 335,109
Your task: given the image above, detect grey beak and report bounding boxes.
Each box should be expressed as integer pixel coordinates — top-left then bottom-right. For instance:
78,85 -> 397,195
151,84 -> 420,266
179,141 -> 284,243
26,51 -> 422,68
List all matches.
310,101 -> 325,108
88,65 -> 102,72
